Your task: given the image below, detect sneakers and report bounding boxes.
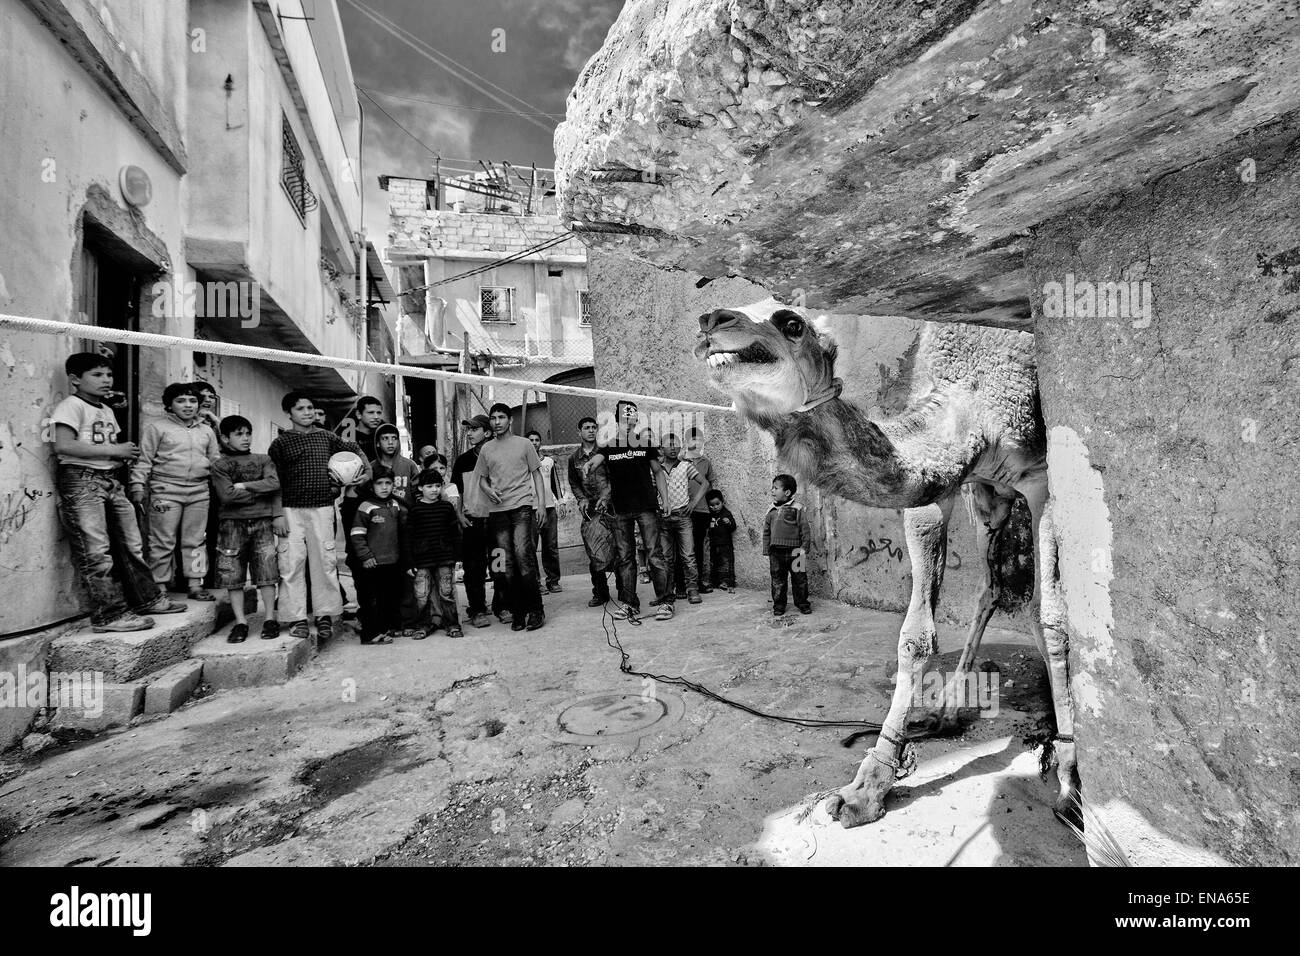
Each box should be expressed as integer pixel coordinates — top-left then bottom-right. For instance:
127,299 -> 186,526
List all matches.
92,612 -> 154,633
511,618 -> 526,632
773,606 -> 786,616
447,626 -> 464,638
141,596 -> 186,615
698,586 -> 713,594
314,616 -> 333,642
720,584 -> 735,593
497,610 -> 513,624
638,571 -> 650,584
470,613 -> 493,629
546,583 -> 564,593
228,623 -> 249,644
588,595 -> 608,608
261,619 -> 281,641
289,619 -> 310,640
797,604 -> 812,615
655,603 -> 674,622
674,590 -> 688,600
525,612 -> 545,631
187,588 -> 216,602
687,592 -> 702,605
611,603 -> 640,623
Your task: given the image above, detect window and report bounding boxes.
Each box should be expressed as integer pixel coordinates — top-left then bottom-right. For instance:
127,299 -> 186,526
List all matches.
280,114 -> 317,225
578,289 -> 592,326
480,286 -> 515,323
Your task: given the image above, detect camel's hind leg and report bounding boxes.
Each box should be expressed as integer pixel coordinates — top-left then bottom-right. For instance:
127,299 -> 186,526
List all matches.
1018,479 -> 1082,826
826,495 -> 953,828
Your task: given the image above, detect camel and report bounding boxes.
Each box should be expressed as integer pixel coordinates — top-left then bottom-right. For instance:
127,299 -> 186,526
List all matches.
693,298 -> 1080,828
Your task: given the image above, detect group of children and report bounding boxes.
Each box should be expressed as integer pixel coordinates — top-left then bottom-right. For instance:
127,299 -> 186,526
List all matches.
52,352 -> 464,643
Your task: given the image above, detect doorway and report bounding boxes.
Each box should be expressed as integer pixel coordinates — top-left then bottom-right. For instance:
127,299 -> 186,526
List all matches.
78,229 -> 148,442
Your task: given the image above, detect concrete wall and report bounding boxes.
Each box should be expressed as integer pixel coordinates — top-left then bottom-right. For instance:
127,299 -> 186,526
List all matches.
587,251 -> 1010,630
0,0 -> 190,636
1026,123 -> 1300,865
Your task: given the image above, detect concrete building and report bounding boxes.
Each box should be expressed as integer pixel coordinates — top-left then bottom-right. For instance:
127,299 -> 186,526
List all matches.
381,173 -> 594,455
0,0 -> 374,747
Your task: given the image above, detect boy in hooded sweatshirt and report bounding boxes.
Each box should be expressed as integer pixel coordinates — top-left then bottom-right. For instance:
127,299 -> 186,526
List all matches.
762,473 -> 812,616
350,465 -> 408,644
371,423 -> 421,505
130,382 -> 221,600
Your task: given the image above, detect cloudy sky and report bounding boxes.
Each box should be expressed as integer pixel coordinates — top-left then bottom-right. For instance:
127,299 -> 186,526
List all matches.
337,0 -> 625,243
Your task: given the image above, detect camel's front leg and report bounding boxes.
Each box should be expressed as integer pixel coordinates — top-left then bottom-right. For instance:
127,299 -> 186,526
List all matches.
1020,481 -> 1082,826
827,497 -> 953,827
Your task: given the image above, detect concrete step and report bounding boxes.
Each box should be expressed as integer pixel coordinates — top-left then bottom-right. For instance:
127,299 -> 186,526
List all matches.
48,602 -> 217,683
192,616 -> 312,689
49,681 -> 144,736
142,659 -> 205,715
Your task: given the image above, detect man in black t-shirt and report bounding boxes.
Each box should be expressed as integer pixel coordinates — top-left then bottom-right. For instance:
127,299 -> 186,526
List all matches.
583,401 -> 672,621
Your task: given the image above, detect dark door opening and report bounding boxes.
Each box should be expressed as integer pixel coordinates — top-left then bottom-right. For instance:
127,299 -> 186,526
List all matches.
79,235 -> 146,442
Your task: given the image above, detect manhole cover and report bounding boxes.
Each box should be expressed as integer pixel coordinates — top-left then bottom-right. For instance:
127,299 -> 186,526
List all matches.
549,690 -> 684,745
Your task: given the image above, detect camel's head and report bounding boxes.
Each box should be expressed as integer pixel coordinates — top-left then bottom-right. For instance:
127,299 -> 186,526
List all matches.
693,297 -> 839,419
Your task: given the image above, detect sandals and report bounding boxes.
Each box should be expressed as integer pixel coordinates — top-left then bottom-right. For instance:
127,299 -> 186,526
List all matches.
362,632 -> 394,645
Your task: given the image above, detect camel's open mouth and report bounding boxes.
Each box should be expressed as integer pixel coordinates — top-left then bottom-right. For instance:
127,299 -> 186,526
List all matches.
705,342 -> 778,369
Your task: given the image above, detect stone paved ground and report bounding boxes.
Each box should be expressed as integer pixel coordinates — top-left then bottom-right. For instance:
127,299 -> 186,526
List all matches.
0,568 -> 1084,867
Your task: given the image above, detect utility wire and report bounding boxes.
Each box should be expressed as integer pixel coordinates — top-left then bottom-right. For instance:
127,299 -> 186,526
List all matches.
347,0 -> 558,126
396,234 -> 574,300
341,0 -> 556,135
363,86 -> 564,120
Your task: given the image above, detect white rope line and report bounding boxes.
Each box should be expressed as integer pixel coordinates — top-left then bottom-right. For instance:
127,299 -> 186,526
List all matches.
0,314 -> 735,413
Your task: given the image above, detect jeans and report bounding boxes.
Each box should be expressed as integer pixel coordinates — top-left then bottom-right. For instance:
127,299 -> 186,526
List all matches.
661,509 -> 699,597
531,505 -> 561,588
358,564 -> 405,640
710,538 -> 735,588
768,546 -> 809,611
613,510 -> 669,609
461,516 -> 500,618
673,511 -> 712,593
57,465 -> 161,626
412,564 -> 459,630
488,506 -> 543,619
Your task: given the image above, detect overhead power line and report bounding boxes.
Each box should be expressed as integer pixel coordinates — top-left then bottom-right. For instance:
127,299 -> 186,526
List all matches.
341,0 -> 557,136
364,87 -> 564,120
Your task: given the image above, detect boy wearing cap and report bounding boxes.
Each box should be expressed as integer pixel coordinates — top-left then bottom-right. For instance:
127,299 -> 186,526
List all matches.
451,413 -> 500,628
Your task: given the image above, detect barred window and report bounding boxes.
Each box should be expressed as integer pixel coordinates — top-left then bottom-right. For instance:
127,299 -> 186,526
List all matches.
578,289 -> 591,326
480,286 -> 515,323
280,114 -> 317,224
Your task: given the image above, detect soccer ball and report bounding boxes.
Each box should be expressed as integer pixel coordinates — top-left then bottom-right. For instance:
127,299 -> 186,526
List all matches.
327,451 -> 366,485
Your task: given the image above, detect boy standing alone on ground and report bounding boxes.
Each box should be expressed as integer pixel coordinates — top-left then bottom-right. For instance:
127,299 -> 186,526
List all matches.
680,425 -> 717,594
51,353 -> 186,632
472,403 -> 546,632
526,429 -> 563,593
269,391 -> 369,642
763,473 -> 812,616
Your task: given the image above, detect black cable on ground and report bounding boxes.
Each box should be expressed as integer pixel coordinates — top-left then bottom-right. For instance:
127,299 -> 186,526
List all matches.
597,600 -> 886,734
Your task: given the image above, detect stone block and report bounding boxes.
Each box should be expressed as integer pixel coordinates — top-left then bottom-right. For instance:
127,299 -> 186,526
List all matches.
49,682 -> 143,735
191,629 -> 311,688
48,603 -> 217,682
142,659 -> 205,714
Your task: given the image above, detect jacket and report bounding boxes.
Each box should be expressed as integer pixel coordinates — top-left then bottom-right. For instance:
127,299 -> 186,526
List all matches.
130,413 -> 220,491
708,507 -> 737,541
350,497 -> 407,565
763,499 -> 810,553
211,452 -> 281,519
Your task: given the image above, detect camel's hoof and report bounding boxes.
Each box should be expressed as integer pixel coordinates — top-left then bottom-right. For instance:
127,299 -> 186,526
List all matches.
824,792 -> 886,828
